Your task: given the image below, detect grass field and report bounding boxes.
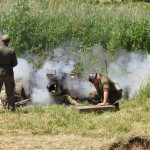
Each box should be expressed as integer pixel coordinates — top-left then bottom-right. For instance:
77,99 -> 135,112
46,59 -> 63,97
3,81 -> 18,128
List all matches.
0,0 -> 150,149
0,95 -> 150,149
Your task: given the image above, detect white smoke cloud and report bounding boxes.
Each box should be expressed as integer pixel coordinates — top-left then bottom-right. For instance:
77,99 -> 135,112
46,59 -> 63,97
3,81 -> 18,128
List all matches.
14,58 -> 55,105
0,33 -> 3,40
13,45 -> 150,106
89,45 -> 150,99
31,69 -> 55,105
13,47 -> 77,105
108,51 -> 150,98
14,58 -> 31,95
71,79 -> 95,98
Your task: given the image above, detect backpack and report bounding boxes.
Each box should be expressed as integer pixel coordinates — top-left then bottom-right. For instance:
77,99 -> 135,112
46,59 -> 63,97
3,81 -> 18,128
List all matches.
114,83 -> 122,100
114,83 -> 122,93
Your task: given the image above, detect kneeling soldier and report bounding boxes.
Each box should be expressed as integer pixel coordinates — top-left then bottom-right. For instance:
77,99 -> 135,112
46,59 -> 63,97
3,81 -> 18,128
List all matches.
89,73 -> 122,110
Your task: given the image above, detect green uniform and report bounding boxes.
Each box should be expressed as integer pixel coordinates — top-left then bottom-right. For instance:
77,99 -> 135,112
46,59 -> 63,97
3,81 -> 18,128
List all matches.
0,43 -> 18,111
89,74 -> 122,105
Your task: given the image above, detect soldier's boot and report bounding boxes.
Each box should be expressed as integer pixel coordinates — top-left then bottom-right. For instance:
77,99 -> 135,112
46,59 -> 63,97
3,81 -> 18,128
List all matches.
114,102 -> 120,110
8,107 -> 15,112
8,96 -> 15,112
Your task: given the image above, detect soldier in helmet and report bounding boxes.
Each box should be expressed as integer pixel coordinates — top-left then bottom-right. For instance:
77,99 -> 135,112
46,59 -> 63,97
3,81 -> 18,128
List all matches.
0,34 -> 18,111
88,73 -> 122,110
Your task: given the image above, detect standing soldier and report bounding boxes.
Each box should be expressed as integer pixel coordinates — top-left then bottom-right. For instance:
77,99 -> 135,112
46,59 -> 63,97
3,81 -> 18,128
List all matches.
88,73 -> 122,110
0,35 -> 18,111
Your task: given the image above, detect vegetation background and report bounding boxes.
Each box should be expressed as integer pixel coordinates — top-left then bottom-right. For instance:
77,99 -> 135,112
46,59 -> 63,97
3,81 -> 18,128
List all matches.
0,0 -> 149,56
0,0 -> 150,149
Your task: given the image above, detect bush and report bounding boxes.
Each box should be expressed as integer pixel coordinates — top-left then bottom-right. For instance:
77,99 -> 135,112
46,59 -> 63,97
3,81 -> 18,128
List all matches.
0,0 -> 149,56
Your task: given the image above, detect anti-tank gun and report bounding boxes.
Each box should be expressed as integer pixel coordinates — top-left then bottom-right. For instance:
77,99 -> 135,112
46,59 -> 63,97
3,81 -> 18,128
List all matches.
47,71 -> 80,105
0,71 -> 81,107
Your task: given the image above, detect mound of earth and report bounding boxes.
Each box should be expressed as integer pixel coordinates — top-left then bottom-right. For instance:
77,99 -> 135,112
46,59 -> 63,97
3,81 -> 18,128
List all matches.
109,136 -> 150,150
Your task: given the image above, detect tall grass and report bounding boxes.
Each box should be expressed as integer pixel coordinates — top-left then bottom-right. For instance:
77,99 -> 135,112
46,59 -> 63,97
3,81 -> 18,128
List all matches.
0,0 -> 149,56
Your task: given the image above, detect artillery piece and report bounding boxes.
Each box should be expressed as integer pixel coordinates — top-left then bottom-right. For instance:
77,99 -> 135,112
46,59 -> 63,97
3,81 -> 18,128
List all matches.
0,71 -> 82,107
47,71 -> 81,105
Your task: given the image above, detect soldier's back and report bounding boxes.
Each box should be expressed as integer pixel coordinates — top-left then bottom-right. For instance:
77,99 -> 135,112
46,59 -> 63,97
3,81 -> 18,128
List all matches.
0,44 -> 15,65
99,74 -> 116,92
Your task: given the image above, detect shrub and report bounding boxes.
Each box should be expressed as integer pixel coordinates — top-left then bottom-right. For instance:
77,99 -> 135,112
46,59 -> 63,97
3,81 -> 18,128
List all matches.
0,0 -> 149,57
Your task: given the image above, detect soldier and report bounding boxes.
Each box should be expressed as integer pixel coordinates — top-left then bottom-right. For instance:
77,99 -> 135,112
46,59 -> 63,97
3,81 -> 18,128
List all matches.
0,82 -> 29,107
88,73 -> 122,110
0,34 -> 18,111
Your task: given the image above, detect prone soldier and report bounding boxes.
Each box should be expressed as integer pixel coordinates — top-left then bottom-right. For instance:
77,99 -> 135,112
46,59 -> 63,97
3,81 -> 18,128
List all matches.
0,82 -> 28,107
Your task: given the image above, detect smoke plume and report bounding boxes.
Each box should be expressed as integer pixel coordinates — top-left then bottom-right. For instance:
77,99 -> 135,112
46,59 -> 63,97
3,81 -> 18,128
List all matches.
13,44 -> 150,106
13,46 -> 94,105
108,51 -> 150,98
90,45 -> 150,98
14,58 -> 31,95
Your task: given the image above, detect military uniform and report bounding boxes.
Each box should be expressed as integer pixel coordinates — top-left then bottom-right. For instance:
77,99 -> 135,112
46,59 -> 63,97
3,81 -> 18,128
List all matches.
89,74 -> 122,105
0,38 -> 18,111
0,82 -> 27,107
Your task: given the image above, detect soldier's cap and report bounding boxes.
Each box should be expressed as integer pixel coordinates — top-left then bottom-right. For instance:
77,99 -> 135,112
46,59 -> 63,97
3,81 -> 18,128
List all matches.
89,73 -> 98,83
1,34 -> 10,41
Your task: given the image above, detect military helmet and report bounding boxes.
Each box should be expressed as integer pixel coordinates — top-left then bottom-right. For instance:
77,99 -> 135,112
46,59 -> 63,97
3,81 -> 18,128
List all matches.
89,73 -> 98,83
1,34 -> 10,41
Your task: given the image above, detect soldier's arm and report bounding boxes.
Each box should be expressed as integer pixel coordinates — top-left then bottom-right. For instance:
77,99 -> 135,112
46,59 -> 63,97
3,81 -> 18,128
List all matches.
97,90 -> 109,106
11,51 -> 18,67
97,77 -> 110,106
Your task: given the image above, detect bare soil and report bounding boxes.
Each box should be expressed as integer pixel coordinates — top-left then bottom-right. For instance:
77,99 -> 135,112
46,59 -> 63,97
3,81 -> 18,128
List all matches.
109,136 -> 150,150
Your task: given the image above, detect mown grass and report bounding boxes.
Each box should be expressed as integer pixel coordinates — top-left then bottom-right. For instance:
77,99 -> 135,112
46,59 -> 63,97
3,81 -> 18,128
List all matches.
0,89 -> 149,140
0,1 -> 150,141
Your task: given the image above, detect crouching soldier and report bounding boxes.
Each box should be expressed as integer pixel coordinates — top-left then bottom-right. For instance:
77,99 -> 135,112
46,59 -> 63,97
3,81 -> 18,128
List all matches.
88,73 -> 122,110
0,82 -> 28,107
14,82 -> 27,102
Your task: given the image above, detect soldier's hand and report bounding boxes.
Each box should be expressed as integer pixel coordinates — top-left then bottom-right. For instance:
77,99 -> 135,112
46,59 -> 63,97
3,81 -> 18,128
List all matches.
97,103 -> 105,106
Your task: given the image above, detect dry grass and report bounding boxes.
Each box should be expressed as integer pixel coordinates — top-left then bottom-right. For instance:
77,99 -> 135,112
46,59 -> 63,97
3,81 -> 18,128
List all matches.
0,0 -> 13,13
0,97 -> 149,149
0,131 -> 149,150
0,130 -> 149,150
0,132 -> 105,150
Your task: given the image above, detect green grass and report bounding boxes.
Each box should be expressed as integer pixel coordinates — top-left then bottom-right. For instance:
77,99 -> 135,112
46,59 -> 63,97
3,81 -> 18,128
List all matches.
0,1 -> 150,140
1,81 -> 150,142
0,92 -> 150,139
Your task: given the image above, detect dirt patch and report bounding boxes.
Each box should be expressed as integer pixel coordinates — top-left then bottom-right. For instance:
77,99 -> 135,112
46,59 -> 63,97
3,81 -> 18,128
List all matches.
109,136 -> 150,150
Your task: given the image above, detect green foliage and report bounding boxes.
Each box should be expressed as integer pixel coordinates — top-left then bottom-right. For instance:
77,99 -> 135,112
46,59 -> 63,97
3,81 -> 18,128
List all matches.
0,0 -> 150,75
0,0 -> 53,56
0,1 -> 149,56
107,19 -> 150,54
1,0 -> 32,55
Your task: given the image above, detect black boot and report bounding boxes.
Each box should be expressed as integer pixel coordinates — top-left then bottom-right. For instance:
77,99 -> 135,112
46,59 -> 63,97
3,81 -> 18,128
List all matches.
114,102 -> 120,110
